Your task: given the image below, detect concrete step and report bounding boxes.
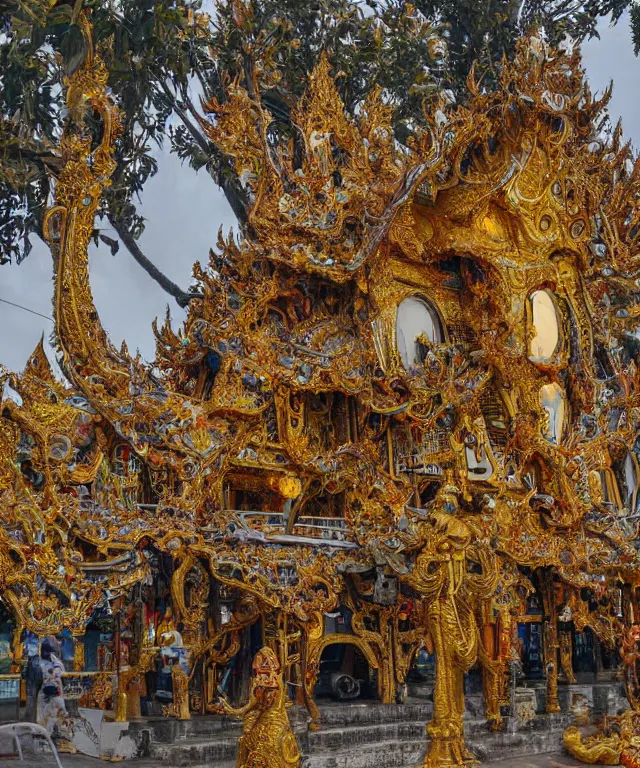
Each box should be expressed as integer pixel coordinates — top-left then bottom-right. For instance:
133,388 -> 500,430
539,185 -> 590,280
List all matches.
465,712 -> 571,737
467,714 -> 574,763
315,701 -> 432,728
308,721 -> 425,752
155,763 -> 237,768
149,735 -> 240,765
468,729 -> 567,763
130,714 -> 241,744
302,738 -> 426,768
308,713 -> 575,765
147,721 -> 310,766
144,708 -> 575,768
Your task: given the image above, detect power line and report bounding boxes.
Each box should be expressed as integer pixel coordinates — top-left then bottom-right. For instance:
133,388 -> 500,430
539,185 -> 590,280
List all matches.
0,297 -> 53,323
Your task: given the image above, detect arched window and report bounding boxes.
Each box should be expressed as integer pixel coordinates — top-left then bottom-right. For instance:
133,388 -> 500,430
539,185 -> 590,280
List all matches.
523,458 -> 544,492
479,388 -> 509,465
465,445 -> 494,481
396,297 -> 443,369
539,382 -> 566,444
597,469 -> 621,508
528,290 -> 561,362
112,443 -> 141,477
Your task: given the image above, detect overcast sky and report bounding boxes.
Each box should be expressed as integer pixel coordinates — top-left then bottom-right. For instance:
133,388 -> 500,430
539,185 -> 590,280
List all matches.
1,15 -> 638,373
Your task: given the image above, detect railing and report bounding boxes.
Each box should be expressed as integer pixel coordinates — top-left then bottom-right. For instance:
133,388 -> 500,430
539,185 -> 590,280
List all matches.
0,722 -> 64,768
75,503 -> 360,549
0,675 -> 19,699
240,511 -> 284,527
234,511 -> 358,548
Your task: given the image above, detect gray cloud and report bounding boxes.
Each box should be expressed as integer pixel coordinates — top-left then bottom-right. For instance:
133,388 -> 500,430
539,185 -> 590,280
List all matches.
0,16 -> 637,372
1,151 -> 234,371
582,13 -> 640,145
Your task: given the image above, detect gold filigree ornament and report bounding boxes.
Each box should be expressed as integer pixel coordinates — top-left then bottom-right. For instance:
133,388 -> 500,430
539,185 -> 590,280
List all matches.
4,13 -> 640,767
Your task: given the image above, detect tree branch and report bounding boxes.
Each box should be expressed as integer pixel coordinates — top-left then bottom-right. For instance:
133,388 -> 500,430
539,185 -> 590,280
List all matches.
107,214 -> 192,308
156,77 -> 249,225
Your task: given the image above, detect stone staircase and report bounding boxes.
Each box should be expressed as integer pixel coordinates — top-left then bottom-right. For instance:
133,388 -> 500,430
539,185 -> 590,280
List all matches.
304,702 -> 430,768
142,715 -> 242,767
133,700 -> 576,768
466,712 -> 574,763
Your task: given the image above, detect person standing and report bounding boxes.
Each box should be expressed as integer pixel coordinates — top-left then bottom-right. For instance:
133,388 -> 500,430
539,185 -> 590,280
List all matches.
36,637 -> 76,753
24,638 -> 41,723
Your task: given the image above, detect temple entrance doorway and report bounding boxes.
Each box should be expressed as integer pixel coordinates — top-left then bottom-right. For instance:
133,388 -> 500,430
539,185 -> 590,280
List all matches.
517,621 -> 545,679
202,618 -> 263,711
573,627 -> 598,676
314,644 -> 374,702
406,648 -> 435,700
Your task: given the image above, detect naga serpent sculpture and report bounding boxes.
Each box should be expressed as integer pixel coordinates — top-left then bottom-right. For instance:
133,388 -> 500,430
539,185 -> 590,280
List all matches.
213,647 -> 301,768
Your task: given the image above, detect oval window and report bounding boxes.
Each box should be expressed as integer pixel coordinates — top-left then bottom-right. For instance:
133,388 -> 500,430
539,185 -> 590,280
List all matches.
616,452 -> 638,511
396,297 -> 442,369
529,290 -> 560,362
539,382 -> 566,444
624,453 -> 638,508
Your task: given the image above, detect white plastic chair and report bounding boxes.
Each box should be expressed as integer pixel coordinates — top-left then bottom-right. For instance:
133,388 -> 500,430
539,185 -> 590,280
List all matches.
0,721 -> 64,768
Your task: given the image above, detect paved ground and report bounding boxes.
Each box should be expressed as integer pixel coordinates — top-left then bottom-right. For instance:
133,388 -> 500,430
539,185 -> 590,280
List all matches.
485,755 -> 618,768
0,753 -> 619,768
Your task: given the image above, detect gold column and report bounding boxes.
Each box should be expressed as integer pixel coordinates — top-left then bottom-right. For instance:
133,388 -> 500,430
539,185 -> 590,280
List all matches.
380,609 -> 396,704
11,629 -> 23,673
126,673 -> 143,720
480,607 -> 502,731
541,572 -> 560,713
115,684 -> 128,722
172,664 -> 191,720
73,639 -> 85,672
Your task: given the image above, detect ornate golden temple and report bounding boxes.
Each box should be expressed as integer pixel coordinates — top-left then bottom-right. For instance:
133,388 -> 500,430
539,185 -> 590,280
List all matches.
3,16 -> 640,768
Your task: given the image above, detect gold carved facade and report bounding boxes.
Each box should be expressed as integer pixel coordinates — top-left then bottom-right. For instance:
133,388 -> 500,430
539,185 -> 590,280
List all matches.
2,16 -> 640,767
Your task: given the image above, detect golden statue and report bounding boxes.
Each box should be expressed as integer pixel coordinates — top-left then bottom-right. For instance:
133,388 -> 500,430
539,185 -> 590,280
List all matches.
563,727 -> 622,765
563,632 -> 640,765
408,510 -> 497,766
157,607 -> 177,643
73,639 -> 85,673
563,709 -> 640,766
172,663 -> 191,721
215,647 -> 300,768
115,684 -> 128,723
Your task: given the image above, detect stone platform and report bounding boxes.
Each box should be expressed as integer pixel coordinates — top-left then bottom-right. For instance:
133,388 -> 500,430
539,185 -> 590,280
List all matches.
0,749 -> 604,768
525,676 -> 628,717
3,679 -> 625,767
121,678 -> 625,768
